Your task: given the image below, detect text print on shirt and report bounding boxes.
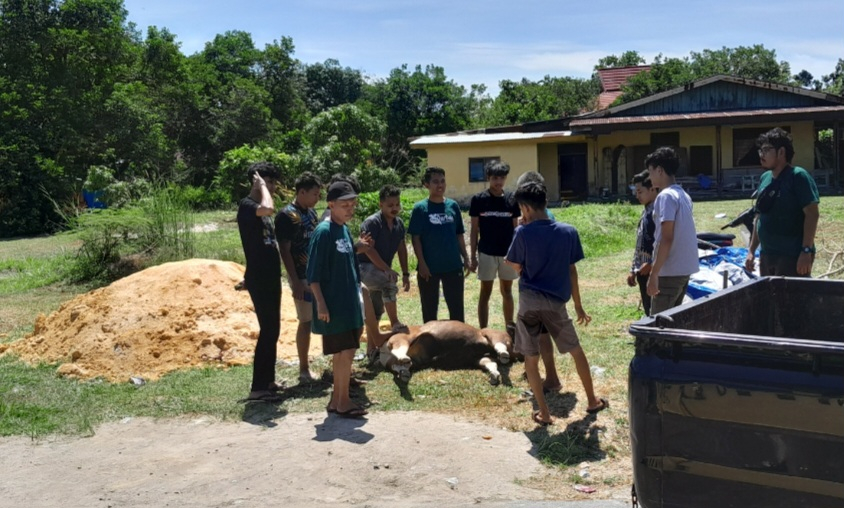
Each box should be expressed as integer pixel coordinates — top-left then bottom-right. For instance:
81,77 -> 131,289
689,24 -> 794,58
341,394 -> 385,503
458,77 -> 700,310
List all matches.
480,211 -> 513,218
429,213 -> 454,225
335,238 -> 353,254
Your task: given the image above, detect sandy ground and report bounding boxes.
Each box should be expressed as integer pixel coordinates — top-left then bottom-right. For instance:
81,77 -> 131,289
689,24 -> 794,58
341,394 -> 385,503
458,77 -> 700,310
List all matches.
0,412 -> 570,508
0,259 -> 327,382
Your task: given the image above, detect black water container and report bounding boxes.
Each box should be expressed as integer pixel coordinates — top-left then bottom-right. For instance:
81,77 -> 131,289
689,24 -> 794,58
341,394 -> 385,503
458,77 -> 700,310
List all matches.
628,277 -> 844,508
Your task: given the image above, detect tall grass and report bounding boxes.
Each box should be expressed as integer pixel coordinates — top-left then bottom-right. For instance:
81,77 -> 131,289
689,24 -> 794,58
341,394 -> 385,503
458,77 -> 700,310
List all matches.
139,187 -> 196,263
65,187 -> 196,283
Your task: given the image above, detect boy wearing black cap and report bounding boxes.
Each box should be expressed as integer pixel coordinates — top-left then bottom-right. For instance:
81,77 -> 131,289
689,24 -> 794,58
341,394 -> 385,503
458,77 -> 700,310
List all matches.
307,181 -> 369,418
237,161 -> 284,402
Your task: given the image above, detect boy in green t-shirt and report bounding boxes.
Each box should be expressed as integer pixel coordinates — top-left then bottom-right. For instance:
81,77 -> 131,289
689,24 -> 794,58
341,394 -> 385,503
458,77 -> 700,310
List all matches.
408,167 -> 470,323
307,181 -> 369,418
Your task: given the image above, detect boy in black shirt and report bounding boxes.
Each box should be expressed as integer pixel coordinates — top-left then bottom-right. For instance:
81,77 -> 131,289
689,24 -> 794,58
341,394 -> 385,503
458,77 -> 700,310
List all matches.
469,161 -> 520,329
236,162 -> 284,402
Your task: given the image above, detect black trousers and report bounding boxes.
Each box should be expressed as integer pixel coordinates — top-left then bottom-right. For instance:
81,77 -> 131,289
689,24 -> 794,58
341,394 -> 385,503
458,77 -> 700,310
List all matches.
246,278 -> 280,392
636,273 -> 651,317
760,253 -> 810,277
418,269 -> 464,323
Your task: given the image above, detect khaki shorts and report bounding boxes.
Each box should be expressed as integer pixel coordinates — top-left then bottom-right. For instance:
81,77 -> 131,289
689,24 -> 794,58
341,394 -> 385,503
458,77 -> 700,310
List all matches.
478,252 -> 519,282
359,263 -> 399,302
515,288 -> 580,356
288,278 -> 313,323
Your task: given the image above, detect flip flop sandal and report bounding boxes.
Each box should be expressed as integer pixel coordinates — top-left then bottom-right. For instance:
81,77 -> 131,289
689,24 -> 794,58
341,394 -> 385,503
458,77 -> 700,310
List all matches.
586,398 -> 609,415
334,407 -> 368,419
325,404 -> 336,413
532,411 -> 553,426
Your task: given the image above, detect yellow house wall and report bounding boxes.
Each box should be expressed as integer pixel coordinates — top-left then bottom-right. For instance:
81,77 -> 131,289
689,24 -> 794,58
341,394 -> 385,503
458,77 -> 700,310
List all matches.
537,144 -> 559,201
423,143 -> 538,201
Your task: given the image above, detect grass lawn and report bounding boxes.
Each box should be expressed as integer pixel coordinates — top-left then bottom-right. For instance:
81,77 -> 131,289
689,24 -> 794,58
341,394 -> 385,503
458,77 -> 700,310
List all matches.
1,194 -> 842,485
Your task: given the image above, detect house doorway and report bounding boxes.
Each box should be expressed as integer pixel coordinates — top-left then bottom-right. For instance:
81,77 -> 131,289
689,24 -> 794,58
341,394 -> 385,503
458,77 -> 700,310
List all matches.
558,143 -> 588,200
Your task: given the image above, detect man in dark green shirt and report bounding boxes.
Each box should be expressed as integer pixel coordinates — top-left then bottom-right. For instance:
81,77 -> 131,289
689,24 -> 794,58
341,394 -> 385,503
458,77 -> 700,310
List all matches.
745,128 -> 820,277
408,167 -> 470,323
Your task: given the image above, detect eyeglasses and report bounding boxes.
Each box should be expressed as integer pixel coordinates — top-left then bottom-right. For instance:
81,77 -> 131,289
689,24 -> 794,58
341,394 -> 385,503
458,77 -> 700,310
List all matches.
758,146 -> 775,156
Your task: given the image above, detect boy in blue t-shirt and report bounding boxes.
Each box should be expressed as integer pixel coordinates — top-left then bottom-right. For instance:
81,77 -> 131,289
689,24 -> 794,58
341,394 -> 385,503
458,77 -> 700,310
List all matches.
506,182 -> 608,426
307,181 -> 369,418
408,167 -> 470,323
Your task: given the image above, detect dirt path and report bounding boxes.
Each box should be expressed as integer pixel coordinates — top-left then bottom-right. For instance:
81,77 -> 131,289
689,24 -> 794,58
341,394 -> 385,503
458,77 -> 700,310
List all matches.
0,412 -> 563,508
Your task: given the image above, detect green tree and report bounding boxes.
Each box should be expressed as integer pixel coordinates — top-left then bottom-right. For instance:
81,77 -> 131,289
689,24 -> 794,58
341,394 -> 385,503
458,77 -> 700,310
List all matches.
361,64 -> 473,175
297,103 -> 385,184
303,58 -> 364,114
0,0 -> 138,236
617,45 -> 793,105
821,58 -> 844,96
595,51 -> 645,69
257,37 -> 307,133
488,75 -> 599,125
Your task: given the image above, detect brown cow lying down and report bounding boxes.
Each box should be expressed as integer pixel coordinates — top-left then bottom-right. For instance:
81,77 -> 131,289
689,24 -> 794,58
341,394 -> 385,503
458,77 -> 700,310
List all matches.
377,320 -> 514,385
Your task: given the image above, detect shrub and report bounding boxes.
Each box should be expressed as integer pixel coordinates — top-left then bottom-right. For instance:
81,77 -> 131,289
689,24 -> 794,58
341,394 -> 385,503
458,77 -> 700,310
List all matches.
352,165 -> 402,193
168,184 -> 230,211
67,187 -> 196,284
215,145 -> 294,202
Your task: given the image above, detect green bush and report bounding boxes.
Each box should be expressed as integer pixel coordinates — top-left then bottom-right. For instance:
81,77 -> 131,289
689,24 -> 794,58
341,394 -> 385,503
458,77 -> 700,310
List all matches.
67,187 -> 196,284
102,178 -> 153,208
215,145 -> 294,202
67,209 -> 150,283
352,165 -> 402,193
168,184 -> 230,211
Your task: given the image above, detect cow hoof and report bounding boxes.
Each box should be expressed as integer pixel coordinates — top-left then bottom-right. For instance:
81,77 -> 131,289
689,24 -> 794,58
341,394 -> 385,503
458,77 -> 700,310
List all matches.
498,351 -> 510,365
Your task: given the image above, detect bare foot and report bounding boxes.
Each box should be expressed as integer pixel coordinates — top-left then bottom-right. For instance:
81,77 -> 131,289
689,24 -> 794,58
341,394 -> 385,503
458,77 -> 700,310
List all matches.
532,411 -> 554,426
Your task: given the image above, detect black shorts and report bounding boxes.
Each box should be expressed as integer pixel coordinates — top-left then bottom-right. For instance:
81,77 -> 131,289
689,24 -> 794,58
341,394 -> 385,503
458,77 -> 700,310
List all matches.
322,327 -> 362,355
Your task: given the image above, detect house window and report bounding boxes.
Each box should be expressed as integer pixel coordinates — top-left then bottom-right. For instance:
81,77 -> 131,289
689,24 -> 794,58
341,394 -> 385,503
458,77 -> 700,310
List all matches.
650,132 -> 680,148
689,146 -> 713,175
469,157 -> 499,182
732,126 -> 790,167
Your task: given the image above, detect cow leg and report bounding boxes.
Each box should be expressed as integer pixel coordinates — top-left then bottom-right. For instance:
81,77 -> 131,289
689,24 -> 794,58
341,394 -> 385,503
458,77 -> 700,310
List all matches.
479,357 -> 501,386
493,342 -> 510,364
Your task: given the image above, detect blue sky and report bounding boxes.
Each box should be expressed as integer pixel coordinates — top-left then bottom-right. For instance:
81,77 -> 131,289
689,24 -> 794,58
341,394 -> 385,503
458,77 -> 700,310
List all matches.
123,0 -> 843,95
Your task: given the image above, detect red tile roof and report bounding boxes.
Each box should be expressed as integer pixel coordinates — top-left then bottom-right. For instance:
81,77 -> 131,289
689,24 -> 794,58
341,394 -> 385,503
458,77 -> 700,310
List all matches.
595,65 -> 650,109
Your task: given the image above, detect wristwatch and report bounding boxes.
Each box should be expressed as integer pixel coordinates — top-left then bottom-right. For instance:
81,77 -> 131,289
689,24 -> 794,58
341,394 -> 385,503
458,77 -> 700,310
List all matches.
802,246 -> 816,254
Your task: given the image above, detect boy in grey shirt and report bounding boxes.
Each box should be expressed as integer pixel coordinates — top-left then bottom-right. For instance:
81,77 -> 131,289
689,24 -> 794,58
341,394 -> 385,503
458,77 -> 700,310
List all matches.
645,147 -> 699,315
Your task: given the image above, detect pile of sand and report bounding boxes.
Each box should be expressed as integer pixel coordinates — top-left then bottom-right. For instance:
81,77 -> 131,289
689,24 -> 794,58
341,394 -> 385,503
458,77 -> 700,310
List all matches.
0,259 -> 324,383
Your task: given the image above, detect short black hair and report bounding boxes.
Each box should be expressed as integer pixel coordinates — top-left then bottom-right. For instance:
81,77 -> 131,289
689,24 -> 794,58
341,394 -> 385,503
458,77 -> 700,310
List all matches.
379,184 -> 401,201
757,127 -> 794,163
485,161 -> 510,178
328,173 -> 361,194
632,170 -> 653,189
644,146 -> 679,176
516,171 -> 544,187
422,166 -> 445,184
294,171 -> 321,192
246,161 -> 280,182
514,181 -> 547,210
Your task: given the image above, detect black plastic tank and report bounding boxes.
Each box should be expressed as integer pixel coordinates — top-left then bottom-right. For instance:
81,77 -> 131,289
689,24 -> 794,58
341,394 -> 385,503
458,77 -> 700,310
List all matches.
628,277 -> 844,508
